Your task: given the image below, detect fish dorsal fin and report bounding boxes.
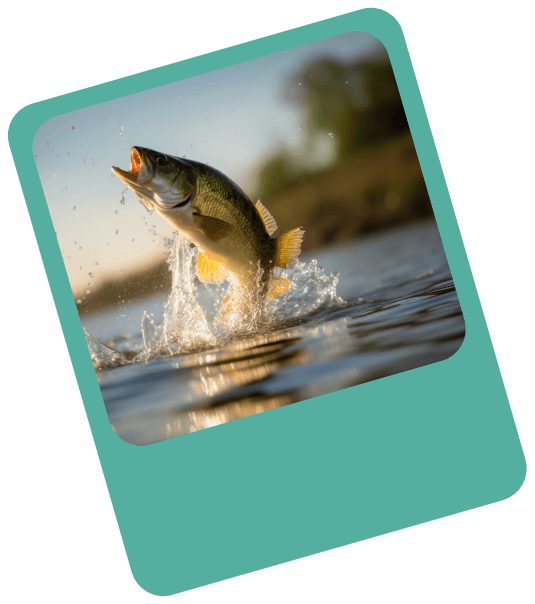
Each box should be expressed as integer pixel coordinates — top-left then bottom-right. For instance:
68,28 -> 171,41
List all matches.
255,200 -> 278,236
276,227 -> 305,268
193,213 -> 234,242
196,252 -> 227,285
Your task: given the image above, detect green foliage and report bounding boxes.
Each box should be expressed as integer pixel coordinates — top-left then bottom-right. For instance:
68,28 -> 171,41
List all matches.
256,50 -> 410,200
255,149 -> 298,200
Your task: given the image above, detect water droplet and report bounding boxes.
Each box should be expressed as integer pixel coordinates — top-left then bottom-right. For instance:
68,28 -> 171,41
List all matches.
115,229 -> 119,235
76,300 -> 82,304
85,289 -> 91,294
84,159 -> 87,163
79,246 -> 82,250
345,81 -> 348,84
180,95 -> 182,98
72,125 -> 76,130
115,210 -> 118,214
35,155 -> 39,159
74,241 -> 77,244
47,142 -> 50,146
328,132 -> 334,138
88,282 -> 93,287
53,174 -> 56,179
132,239 -> 135,242
120,187 -> 127,205
88,272 -> 94,277
298,82 -> 302,85
95,262 -> 99,266
73,206 -> 76,211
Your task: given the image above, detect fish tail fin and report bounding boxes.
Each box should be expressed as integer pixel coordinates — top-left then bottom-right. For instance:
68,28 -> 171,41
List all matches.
269,227 -> 304,301
275,227 -> 305,269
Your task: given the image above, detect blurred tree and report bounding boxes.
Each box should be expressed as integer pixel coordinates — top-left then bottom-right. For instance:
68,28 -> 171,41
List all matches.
254,148 -> 298,201
358,60 -> 410,145
288,51 -> 409,160
255,50 -> 411,198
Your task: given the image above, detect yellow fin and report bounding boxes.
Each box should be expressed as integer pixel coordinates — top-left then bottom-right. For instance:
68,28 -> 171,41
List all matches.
196,252 -> 227,284
255,200 -> 278,236
276,227 -> 305,268
268,277 -> 292,301
219,292 -> 233,319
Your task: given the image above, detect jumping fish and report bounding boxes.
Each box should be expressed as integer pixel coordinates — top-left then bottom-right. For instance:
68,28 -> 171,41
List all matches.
112,147 -> 304,300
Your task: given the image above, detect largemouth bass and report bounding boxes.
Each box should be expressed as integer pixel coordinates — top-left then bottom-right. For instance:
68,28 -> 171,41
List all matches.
112,147 -> 304,299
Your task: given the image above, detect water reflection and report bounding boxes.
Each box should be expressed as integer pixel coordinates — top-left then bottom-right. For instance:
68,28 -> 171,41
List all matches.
97,221 -> 466,446
166,394 -> 295,437
188,320 -> 354,396
103,319 -> 358,444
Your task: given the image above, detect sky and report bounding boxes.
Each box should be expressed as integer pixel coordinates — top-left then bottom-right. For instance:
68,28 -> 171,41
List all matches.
33,31 -> 384,293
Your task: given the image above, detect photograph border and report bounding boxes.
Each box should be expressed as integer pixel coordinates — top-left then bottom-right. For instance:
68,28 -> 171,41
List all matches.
8,8 -> 526,596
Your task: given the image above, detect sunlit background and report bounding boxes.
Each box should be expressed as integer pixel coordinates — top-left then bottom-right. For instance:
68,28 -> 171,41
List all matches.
33,31 -> 430,315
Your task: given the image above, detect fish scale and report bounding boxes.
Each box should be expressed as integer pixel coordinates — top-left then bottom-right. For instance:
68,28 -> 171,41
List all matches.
191,167 -> 276,286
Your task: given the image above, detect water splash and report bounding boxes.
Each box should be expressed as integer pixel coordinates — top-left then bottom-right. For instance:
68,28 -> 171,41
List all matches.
140,233 -> 216,358
88,232 -> 344,367
85,330 -> 126,369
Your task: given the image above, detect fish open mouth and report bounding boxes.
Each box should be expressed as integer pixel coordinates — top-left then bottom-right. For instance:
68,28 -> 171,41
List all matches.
111,147 -> 153,209
111,148 -> 144,185
112,147 -> 194,211
129,147 -> 141,174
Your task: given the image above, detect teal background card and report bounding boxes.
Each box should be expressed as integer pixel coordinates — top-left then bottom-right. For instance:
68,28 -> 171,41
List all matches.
8,8 -> 525,596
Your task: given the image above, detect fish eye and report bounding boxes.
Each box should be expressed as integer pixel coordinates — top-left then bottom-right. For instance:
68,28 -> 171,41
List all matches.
156,155 -> 168,166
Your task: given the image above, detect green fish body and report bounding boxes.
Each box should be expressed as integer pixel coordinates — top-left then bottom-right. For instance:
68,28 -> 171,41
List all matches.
112,147 -> 304,296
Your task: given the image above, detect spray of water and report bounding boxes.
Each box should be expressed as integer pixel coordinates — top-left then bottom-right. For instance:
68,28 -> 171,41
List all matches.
87,232 -> 344,368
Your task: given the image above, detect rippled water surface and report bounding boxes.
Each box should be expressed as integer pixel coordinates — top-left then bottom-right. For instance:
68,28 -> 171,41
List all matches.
84,219 -> 465,445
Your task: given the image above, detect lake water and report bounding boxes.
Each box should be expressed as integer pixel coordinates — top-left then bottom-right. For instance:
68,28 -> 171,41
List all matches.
84,219 -> 465,446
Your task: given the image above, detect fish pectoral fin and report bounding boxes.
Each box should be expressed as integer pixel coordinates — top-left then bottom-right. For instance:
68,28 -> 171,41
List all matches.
276,227 -> 305,268
268,277 -> 292,301
255,199 -> 278,236
196,252 -> 227,284
193,213 -> 234,242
